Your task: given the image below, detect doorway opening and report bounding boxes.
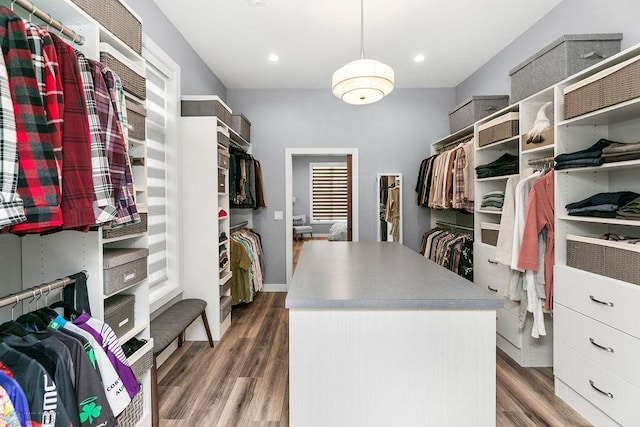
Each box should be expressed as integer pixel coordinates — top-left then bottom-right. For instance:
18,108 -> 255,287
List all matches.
285,148 -> 359,288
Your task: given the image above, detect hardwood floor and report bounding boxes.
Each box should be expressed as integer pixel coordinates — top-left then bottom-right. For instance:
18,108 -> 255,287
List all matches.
158,262 -> 591,426
158,292 -> 289,426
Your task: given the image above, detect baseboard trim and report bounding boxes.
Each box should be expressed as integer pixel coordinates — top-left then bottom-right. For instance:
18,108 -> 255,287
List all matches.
263,283 -> 288,292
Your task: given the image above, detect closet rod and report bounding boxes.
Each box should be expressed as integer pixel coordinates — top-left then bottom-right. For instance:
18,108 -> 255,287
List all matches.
0,270 -> 87,309
11,0 -> 85,45
230,221 -> 249,232
527,156 -> 555,166
436,135 -> 473,153
435,220 -> 474,232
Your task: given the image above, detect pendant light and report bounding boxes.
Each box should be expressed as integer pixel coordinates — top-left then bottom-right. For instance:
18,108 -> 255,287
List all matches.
331,0 -> 394,105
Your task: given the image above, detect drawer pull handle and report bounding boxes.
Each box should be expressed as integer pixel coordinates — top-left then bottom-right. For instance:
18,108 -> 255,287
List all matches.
488,286 -> 498,293
589,380 -> 614,399
589,338 -> 614,353
487,259 -> 499,265
589,295 -> 614,307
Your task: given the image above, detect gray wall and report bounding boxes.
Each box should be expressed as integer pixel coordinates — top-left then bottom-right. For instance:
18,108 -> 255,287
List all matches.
227,88 -> 454,284
130,0 -> 227,98
456,0 -> 640,103
292,155 -> 347,235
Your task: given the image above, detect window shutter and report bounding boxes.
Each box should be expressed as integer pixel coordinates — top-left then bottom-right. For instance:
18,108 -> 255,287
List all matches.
145,62 -> 168,289
311,163 -> 348,222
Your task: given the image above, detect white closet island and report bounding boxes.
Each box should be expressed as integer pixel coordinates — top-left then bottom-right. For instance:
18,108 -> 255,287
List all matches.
286,241 -> 503,427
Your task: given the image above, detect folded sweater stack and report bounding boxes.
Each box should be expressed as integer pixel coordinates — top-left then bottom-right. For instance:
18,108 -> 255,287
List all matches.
480,191 -> 505,211
554,138 -> 613,170
476,153 -> 518,179
602,141 -> 640,163
566,191 -> 640,218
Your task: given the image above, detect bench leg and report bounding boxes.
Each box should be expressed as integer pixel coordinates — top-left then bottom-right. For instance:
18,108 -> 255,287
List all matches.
201,310 -> 215,347
151,355 -> 159,427
178,333 -> 183,348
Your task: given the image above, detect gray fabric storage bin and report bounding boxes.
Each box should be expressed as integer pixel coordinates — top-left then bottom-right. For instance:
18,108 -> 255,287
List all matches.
509,33 -> 623,102
449,96 -> 509,133
103,248 -> 149,295
231,113 -> 251,142
104,294 -> 135,338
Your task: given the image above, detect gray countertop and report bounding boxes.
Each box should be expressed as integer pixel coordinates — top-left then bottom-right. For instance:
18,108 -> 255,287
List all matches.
286,241 -> 503,310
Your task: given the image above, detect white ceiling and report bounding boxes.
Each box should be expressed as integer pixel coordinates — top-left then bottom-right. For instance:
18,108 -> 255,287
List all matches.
151,0 -> 563,89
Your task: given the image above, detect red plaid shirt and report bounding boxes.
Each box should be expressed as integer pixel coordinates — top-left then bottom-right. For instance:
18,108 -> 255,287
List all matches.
38,27 -> 64,179
51,34 -> 95,231
0,7 -> 62,233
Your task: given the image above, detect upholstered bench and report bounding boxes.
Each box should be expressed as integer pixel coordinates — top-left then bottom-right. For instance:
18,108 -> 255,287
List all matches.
149,298 -> 214,426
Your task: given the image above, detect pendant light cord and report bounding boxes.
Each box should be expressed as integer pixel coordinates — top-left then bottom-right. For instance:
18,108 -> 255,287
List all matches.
360,0 -> 365,60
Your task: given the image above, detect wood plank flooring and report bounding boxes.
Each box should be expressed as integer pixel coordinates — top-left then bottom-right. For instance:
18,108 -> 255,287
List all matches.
158,249 -> 592,426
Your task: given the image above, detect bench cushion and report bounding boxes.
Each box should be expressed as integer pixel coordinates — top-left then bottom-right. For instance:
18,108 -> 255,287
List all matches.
150,298 -> 207,354
293,225 -> 313,234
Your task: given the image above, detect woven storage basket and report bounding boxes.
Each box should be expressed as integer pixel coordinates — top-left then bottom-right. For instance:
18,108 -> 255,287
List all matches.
231,113 -> 251,142
567,236 -> 640,285
71,0 -> 142,54
181,98 -> 232,127
218,150 -> 230,169
478,112 -> 519,147
103,212 -> 148,239
564,55 -> 640,119
100,52 -> 146,100
217,132 -> 230,149
481,223 -> 500,246
220,275 -> 231,295
220,295 -> 232,322
130,346 -> 153,381
117,385 -> 143,427
126,102 -> 146,141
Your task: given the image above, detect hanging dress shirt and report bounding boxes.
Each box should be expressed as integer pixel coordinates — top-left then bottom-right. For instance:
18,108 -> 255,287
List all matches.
76,53 -> 117,224
51,34 -> 95,231
0,7 -> 62,233
102,66 -> 138,225
0,37 -> 25,228
88,59 -> 139,226
25,25 -> 63,186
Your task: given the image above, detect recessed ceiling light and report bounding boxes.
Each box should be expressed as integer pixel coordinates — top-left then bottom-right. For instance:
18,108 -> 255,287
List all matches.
269,54 -> 279,62
414,54 -> 425,63
247,0 -> 266,6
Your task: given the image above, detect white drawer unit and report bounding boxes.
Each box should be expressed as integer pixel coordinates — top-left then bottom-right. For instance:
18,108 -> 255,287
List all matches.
474,242 -> 553,367
555,266 -> 640,339
496,307 -> 522,349
555,304 -> 640,389
556,343 -> 640,426
474,242 -> 510,278
475,268 -> 508,296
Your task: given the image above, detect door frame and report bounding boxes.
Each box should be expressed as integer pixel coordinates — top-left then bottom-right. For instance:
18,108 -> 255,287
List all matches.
285,148 -> 359,288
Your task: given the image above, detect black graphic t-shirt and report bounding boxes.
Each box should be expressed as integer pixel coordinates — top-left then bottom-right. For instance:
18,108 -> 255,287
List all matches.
0,342 -> 72,427
34,329 -> 116,427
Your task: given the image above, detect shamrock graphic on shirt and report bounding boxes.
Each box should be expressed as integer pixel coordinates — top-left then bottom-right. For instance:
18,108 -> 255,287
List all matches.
79,397 -> 102,424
